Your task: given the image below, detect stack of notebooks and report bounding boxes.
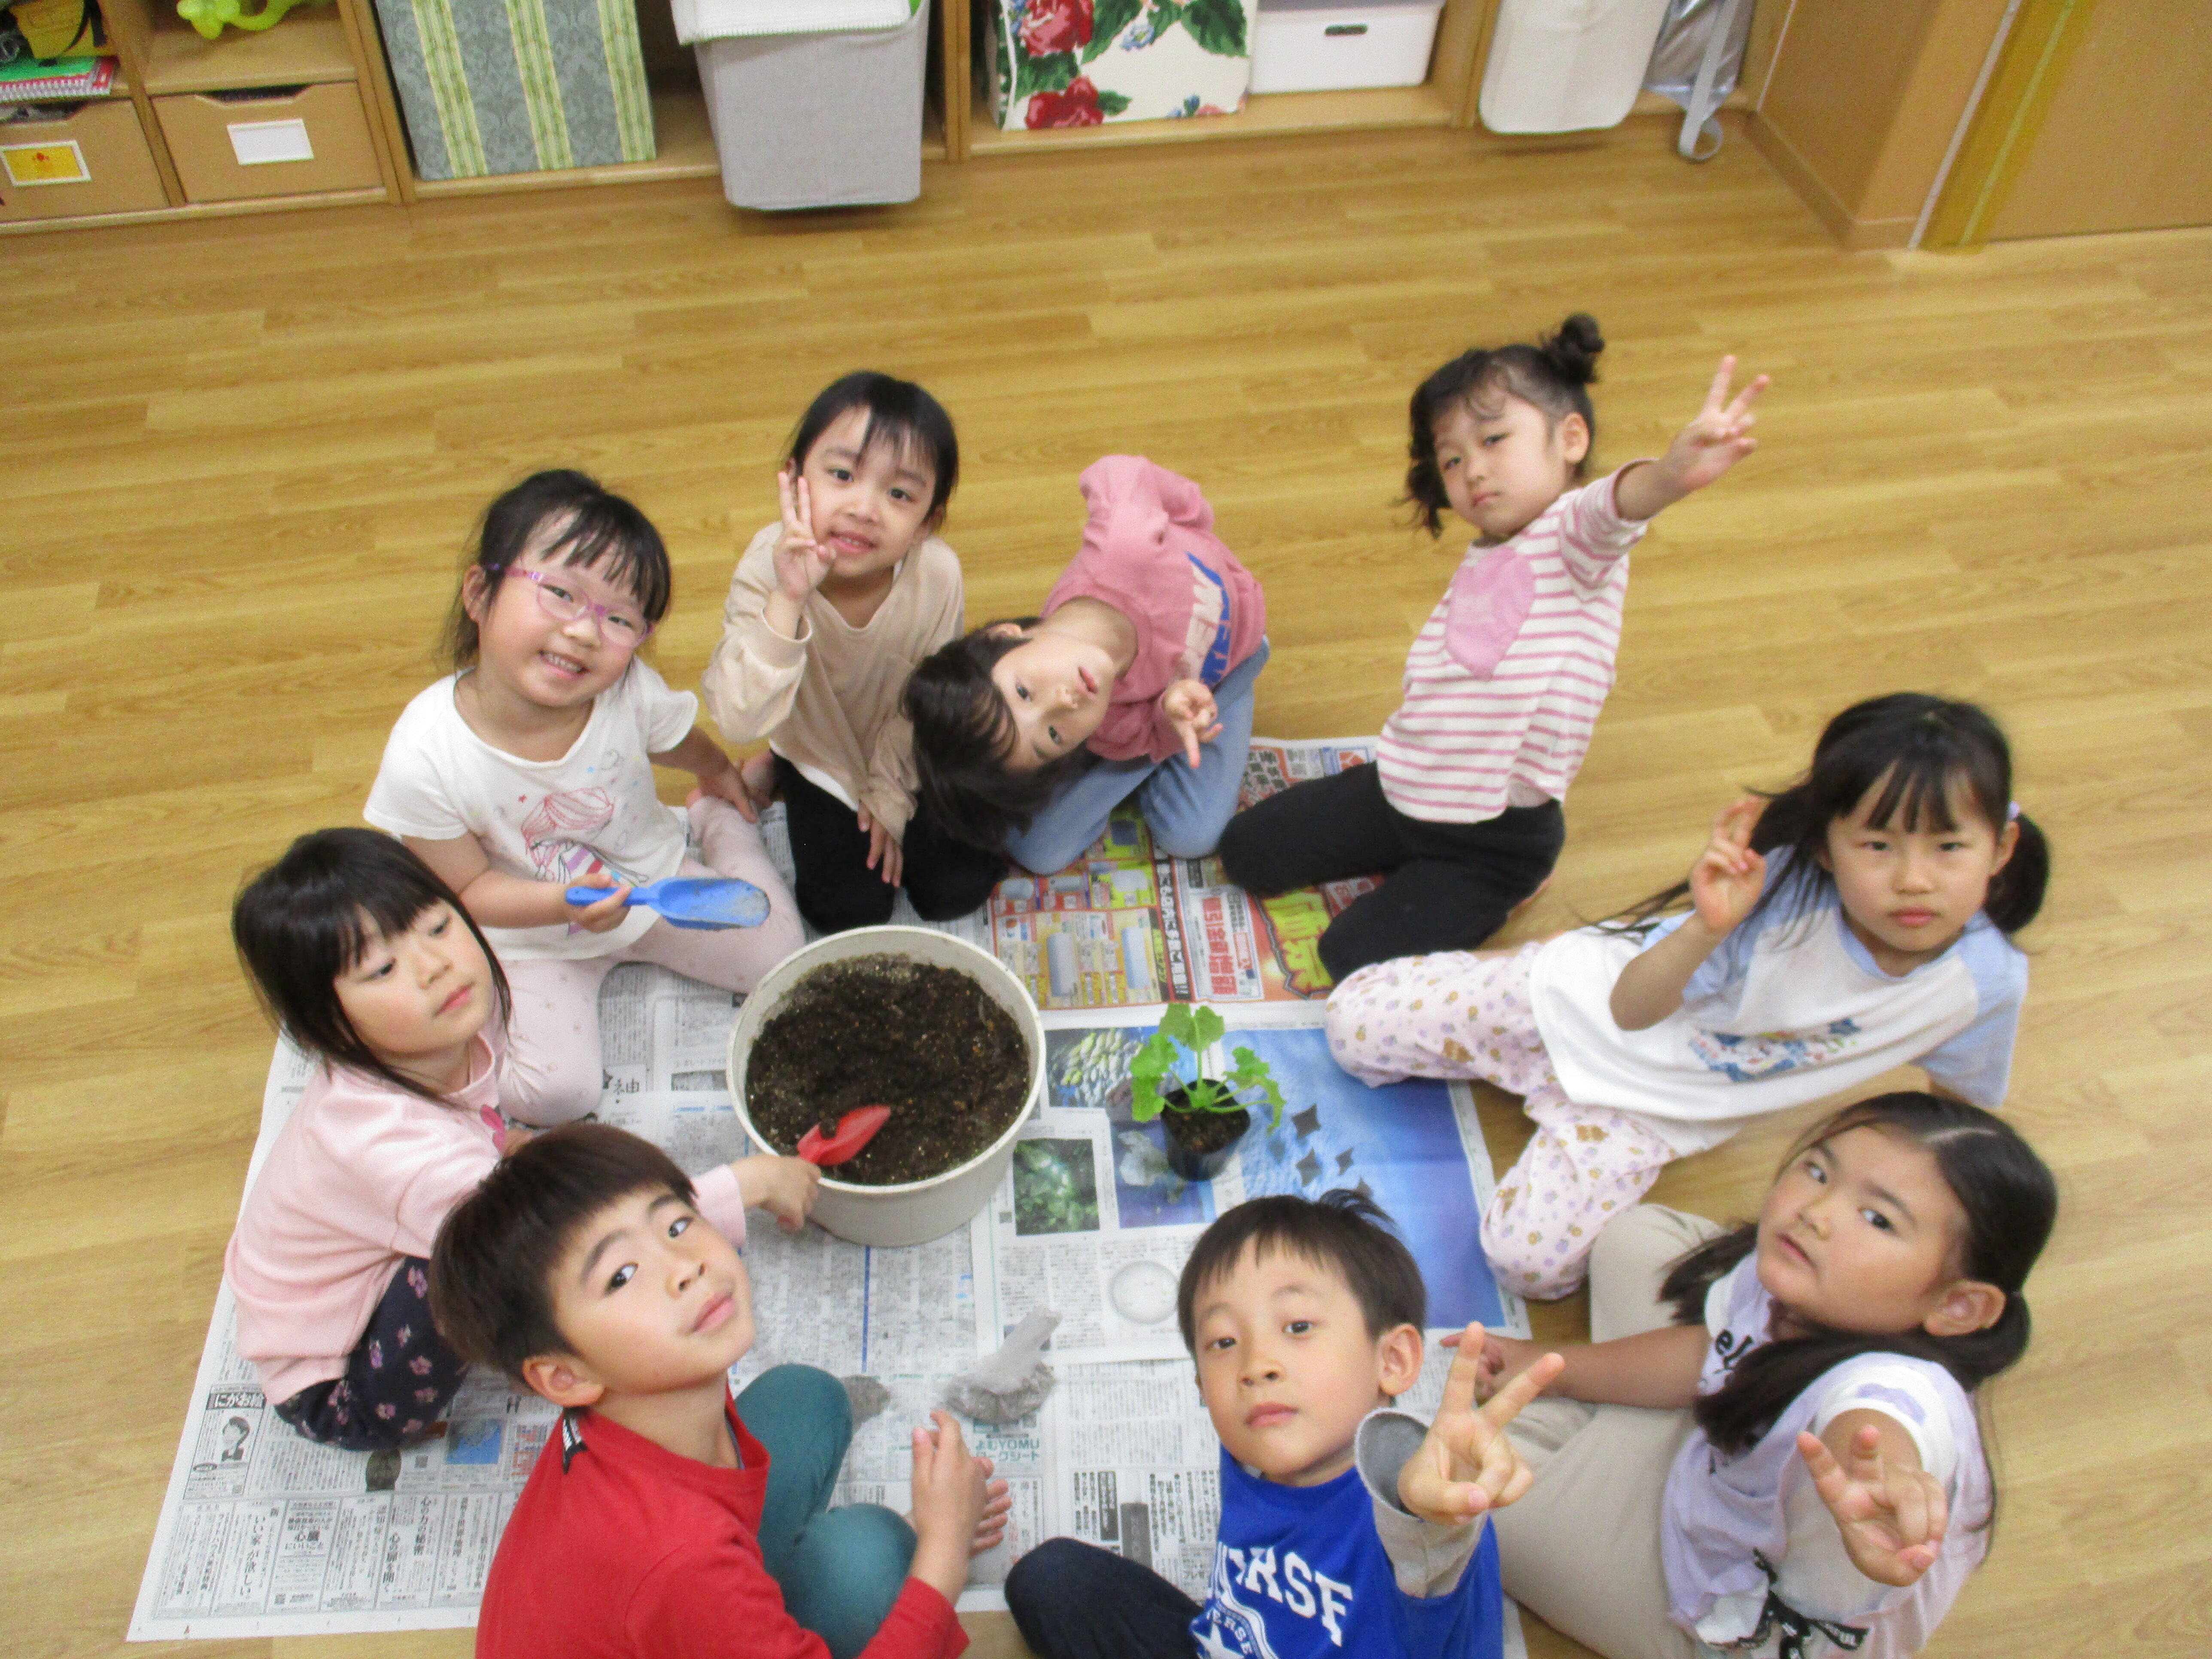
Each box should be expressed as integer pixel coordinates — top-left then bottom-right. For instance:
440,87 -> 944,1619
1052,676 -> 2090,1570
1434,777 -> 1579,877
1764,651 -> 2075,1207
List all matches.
0,55 -> 118,100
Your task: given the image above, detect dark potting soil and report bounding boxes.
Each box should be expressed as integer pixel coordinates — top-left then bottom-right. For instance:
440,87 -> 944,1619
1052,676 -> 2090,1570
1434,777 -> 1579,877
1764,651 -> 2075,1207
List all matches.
745,955 -> 1030,1187
1162,1091 -> 1249,1156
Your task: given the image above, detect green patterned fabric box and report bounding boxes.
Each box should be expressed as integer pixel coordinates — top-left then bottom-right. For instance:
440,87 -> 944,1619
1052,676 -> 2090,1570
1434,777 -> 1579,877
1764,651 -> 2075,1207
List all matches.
370,0 -> 656,179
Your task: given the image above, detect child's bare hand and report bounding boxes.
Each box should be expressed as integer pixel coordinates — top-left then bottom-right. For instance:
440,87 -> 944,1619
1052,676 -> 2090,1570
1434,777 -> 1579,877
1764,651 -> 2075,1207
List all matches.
688,757 -> 758,824
1162,679 -> 1222,768
1442,1327 -> 1545,1404
772,468 -> 836,602
563,874 -> 635,933
732,1154 -> 820,1231
911,1416 -> 991,1557
1400,1324 -> 1565,1525
969,1457 -> 1014,1556
1656,355 -> 1768,497
1798,1426 -> 1948,1586
1689,798 -> 1767,937
855,807 -> 904,888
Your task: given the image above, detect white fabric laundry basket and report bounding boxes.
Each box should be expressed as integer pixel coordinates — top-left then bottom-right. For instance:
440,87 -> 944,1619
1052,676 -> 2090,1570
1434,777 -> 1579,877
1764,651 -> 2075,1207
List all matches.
1478,0 -> 1674,134
680,0 -> 929,210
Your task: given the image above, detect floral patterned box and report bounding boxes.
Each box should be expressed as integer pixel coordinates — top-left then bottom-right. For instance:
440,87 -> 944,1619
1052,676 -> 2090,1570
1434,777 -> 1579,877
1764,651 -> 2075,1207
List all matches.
984,0 -> 1261,130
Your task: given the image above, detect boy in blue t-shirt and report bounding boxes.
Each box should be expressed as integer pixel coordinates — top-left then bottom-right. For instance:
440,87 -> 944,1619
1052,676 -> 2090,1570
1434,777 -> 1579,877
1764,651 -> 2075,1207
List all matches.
1004,1191 -> 1562,1658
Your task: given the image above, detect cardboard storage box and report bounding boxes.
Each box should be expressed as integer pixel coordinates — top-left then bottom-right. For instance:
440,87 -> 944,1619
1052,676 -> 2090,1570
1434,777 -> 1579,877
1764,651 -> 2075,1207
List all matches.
693,2 -> 928,210
369,0 -> 654,179
984,0 -> 1260,129
155,83 -> 382,203
0,98 -> 168,220
1249,0 -> 1442,94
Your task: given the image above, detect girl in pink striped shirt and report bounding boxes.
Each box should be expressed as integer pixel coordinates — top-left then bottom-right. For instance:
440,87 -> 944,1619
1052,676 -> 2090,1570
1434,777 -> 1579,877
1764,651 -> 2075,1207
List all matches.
1220,315 -> 1767,980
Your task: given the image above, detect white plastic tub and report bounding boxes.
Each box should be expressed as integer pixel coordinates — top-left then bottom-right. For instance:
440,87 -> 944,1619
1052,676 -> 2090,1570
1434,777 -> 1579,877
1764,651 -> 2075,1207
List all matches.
727,927 -> 1045,1247
1249,0 -> 1444,95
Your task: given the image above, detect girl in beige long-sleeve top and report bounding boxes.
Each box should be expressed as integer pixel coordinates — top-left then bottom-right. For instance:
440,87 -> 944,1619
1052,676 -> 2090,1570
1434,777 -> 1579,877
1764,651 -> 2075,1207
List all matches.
702,373 -> 1005,933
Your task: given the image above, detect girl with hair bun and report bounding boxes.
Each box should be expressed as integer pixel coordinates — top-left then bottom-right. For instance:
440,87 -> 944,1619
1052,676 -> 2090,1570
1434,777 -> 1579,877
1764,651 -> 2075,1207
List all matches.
1465,1093 -> 2058,1659
1221,316 -> 1769,979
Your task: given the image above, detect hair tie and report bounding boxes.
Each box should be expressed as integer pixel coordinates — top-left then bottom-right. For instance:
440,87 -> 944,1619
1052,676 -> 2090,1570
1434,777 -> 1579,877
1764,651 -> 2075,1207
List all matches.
2008,800 -> 2022,823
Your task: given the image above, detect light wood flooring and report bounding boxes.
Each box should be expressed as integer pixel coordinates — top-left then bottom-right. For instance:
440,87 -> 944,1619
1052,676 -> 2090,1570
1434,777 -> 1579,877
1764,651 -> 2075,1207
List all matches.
4,115 -> 2208,1659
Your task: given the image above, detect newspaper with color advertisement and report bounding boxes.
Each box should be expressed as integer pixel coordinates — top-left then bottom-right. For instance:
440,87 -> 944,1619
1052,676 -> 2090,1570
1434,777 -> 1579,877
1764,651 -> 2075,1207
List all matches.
990,738 -> 1383,1011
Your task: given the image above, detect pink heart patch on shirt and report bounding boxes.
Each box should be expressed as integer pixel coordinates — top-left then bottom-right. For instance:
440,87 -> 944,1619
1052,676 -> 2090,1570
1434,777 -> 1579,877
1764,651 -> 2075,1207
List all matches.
1443,548 -> 1535,678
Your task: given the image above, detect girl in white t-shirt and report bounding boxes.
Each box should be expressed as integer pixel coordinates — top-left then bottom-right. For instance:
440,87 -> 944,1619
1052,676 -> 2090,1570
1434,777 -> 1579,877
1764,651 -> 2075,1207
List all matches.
367,471 -> 803,1124
1467,1092 -> 2057,1659
1326,693 -> 2051,1297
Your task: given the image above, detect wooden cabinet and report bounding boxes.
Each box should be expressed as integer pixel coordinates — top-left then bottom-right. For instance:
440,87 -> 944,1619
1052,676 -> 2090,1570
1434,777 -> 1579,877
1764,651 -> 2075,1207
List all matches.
0,0 -> 398,233
6,0 -> 1782,222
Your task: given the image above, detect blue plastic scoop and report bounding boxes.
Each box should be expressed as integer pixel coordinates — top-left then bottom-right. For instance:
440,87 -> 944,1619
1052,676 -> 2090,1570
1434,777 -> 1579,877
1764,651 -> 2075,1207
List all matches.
562,877 -> 771,930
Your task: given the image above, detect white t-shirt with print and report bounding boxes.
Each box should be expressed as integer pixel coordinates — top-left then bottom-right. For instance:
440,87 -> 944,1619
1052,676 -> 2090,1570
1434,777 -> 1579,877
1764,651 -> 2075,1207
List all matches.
1661,1255 -> 1990,1659
1527,854 -> 2027,1151
365,662 -> 698,961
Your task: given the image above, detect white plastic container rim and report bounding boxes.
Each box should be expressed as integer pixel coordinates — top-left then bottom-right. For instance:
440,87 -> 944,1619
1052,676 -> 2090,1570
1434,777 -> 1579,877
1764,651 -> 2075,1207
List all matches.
726,927 -> 1046,1241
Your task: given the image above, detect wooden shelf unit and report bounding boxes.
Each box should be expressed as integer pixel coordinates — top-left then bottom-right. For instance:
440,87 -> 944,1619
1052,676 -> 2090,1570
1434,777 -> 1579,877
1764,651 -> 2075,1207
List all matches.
4,0 -> 1777,226
2,0 -> 401,233
952,0 -> 1499,159
138,5 -> 360,94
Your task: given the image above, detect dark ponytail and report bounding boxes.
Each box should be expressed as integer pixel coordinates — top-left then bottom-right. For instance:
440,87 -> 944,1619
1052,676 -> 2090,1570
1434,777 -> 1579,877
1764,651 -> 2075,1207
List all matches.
1608,692 -> 2050,939
1660,1092 -> 2056,1458
1405,313 -> 1606,534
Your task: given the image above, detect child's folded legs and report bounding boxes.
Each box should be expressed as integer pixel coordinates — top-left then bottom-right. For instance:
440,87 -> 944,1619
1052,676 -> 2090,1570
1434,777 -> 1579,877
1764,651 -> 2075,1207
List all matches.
1479,1093 -> 1675,1300
738,1364 -> 915,1659
1005,1536 -> 1199,1659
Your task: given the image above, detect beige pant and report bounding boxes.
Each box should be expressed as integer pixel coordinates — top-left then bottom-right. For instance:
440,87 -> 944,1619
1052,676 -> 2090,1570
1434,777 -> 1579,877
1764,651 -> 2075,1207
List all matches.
1495,1205 -> 1723,1659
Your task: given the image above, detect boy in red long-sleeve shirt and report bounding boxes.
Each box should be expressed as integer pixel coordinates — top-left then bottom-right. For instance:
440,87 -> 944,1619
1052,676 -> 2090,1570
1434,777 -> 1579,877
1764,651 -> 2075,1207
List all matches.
431,1124 -> 1009,1659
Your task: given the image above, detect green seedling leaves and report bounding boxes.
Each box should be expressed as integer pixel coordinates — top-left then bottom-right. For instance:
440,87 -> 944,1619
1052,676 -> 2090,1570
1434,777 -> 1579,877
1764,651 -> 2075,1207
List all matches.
1125,1006 -> 1282,1126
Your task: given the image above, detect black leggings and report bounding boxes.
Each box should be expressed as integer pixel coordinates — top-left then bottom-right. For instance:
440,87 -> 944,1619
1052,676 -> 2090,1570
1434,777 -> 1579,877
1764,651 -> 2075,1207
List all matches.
272,1256 -> 467,1452
1218,763 -> 1565,981
775,756 -> 1006,935
1005,1537 -> 1199,1659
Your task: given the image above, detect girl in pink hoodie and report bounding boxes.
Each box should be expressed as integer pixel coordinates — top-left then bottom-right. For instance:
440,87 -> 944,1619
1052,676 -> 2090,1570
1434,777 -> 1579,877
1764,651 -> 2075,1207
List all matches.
224,829 -> 815,1450
904,455 -> 1269,871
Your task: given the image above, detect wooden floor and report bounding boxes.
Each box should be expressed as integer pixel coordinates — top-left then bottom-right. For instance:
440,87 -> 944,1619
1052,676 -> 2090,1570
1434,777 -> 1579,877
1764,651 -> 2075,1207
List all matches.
4,115 -> 2208,1659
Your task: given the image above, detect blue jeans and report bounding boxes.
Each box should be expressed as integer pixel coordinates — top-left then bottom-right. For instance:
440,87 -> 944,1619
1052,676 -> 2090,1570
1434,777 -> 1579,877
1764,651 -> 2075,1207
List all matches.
737,1365 -> 916,1659
1005,640 -> 1271,875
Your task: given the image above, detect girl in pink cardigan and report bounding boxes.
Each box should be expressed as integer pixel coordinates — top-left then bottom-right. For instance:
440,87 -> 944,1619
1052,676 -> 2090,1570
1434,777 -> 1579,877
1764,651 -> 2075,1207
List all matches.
904,455 -> 1269,871
224,830 -> 817,1451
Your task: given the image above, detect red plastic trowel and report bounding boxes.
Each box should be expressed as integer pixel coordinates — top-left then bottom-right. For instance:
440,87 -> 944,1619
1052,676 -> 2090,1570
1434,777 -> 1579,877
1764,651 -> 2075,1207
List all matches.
796,1106 -> 891,1167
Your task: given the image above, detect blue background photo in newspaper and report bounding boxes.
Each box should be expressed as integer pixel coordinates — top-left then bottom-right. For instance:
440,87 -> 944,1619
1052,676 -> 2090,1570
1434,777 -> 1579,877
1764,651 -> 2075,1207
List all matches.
1048,1023 -> 1512,1332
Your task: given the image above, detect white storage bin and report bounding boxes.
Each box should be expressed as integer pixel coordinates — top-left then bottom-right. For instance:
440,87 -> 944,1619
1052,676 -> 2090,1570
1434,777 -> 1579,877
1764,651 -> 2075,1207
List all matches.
1249,0 -> 1443,94
692,1 -> 928,210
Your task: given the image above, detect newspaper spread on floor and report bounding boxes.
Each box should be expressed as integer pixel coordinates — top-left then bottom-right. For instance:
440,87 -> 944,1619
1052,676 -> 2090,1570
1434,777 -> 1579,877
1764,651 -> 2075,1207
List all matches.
990,738 -> 1381,1010
983,1008 -> 1524,1365
134,738 -> 1528,1647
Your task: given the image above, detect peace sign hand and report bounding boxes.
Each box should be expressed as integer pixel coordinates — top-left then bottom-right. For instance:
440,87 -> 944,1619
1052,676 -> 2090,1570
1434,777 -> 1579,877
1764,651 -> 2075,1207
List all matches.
1656,355 -> 1769,498
1796,1427 -> 1949,1587
1161,679 -> 1222,768
1688,797 -> 1767,938
772,467 -> 836,602
1398,1324 -> 1565,1525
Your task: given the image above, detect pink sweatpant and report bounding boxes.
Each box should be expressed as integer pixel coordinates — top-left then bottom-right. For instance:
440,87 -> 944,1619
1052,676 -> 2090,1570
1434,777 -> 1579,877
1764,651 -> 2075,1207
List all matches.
1324,944 -> 1675,1299
500,798 -> 803,1125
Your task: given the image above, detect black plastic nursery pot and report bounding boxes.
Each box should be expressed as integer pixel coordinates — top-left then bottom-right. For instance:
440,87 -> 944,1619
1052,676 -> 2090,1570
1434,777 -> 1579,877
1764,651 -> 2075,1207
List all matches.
1160,1088 -> 1252,1182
